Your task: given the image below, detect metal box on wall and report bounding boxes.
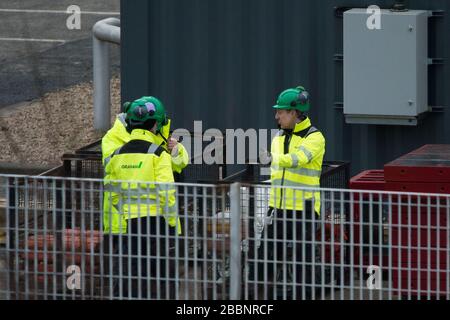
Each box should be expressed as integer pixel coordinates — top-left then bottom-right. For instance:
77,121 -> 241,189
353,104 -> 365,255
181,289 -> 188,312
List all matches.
343,9 -> 429,125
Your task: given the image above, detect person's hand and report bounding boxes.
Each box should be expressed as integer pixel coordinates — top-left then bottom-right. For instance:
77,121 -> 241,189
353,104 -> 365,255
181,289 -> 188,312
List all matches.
168,137 -> 179,156
259,148 -> 272,165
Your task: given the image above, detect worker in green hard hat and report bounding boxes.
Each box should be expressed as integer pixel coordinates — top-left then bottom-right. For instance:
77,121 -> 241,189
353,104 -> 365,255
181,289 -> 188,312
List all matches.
103,96 -> 181,299
256,85 -> 326,299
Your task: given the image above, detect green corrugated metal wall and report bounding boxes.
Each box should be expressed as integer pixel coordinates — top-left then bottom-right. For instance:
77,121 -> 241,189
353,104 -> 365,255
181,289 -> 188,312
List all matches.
120,0 -> 450,175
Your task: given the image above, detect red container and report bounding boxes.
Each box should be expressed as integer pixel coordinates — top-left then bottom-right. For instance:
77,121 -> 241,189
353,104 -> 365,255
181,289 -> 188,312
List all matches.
384,144 -> 450,183
351,146 -> 450,296
386,181 -> 450,194
392,273 -> 448,296
390,205 -> 448,225
391,248 -> 448,267
384,145 -> 450,296
391,228 -> 448,248
350,170 -> 386,191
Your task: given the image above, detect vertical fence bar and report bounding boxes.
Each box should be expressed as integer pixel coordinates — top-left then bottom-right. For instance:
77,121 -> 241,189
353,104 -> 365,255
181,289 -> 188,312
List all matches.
211,186 -> 217,301
417,196 -> 421,299
174,184 -> 180,301
273,191 -> 278,300
283,193 -> 288,301
145,184 -> 151,300
301,195 -> 306,301
32,178 -> 39,300
201,186 -> 208,300
60,179 -> 67,300
427,196 -> 431,300
88,180 -> 95,299
43,178 -> 50,300
378,193 -> 383,300
396,193 -> 401,300
193,186 -> 198,300
70,180 -> 77,300
330,190 -> 335,300
349,191 -> 354,301
229,182 -> 241,300
107,185 -> 115,300
49,179 -> 57,300
290,195 -> 295,301
368,192 -> 373,301
446,197 -> 449,300
340,190 -> 345,300
436,197 -> 440,299
165,186 -> 171,300
263,187 -> 270,300
13,178 -> 20,300
358,191 -> 363,300
311,191 -> 317,300
408,196 -> 412,300
378,195 -> 385,300
182,185 -> 189,299
5,177 -> 11,300
23,178 -> 30,300
321,191 -> 326,300
219,187 -> 231,297
126,182 -> 133,300
80,180 -> 86,300
98,182 -> 105,300
388,194 -> 393,300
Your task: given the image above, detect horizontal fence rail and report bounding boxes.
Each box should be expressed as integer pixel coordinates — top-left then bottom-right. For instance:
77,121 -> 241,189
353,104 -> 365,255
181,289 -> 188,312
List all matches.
0,174 -> 449,300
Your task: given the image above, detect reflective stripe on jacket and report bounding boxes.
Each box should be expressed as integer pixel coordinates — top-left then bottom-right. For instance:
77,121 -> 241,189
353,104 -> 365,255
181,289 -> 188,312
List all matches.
269,117 -> 326,213
103,129 -> 181,235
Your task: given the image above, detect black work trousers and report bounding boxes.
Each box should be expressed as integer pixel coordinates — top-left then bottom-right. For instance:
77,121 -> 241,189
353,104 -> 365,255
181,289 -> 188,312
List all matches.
251,201 -> 319,299
105,216 -> 176,299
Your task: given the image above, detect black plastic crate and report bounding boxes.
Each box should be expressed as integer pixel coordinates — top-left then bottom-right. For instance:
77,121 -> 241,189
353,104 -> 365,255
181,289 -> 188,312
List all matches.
61,154 -> 104,179
320,161 -> 351,189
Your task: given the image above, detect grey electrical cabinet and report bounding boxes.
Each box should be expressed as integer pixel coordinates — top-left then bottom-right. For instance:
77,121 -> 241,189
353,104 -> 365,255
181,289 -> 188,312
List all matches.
343,9 -> 429,125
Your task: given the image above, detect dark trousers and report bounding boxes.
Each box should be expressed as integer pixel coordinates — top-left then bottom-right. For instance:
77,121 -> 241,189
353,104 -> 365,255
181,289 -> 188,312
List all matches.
104,216 -> 176,299
250,201 -> 319,299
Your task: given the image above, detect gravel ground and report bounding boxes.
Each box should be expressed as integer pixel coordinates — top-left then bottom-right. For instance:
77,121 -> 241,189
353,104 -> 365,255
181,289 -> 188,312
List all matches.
0,76 -> 121,168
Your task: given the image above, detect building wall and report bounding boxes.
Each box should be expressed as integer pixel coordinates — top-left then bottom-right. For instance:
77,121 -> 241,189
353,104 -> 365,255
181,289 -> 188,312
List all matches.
121,0 -> 450,175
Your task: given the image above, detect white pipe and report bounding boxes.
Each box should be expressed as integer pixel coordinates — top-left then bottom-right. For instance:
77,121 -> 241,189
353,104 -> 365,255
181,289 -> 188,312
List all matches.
93,18 -> 120,131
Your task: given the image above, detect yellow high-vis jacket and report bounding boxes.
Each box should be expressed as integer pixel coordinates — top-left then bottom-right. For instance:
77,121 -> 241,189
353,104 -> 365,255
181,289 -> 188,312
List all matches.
103,129 -> 181,235
101,114 -> 189,174
269,117 -> 326,214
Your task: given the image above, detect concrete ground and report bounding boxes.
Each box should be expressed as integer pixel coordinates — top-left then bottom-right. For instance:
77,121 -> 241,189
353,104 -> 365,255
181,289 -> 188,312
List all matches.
0,0 -> 120,109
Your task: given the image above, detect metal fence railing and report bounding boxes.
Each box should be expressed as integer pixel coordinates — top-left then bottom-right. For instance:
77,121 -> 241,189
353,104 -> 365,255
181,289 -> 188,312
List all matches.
0,174 -> 449,300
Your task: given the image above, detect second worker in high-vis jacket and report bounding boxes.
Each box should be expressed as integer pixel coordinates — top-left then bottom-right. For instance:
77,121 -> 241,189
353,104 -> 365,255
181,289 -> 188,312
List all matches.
260,85 -> 326,299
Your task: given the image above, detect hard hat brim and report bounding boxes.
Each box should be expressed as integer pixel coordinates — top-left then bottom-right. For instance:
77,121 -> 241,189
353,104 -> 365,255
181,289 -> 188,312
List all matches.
272,104 -> 291,110
272,104 -> 310,112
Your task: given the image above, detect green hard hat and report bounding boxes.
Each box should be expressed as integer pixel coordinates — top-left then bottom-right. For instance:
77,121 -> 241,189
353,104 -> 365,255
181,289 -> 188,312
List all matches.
272,86 -> 310,112
122,101 -> 132,113
126,96 -> 168,131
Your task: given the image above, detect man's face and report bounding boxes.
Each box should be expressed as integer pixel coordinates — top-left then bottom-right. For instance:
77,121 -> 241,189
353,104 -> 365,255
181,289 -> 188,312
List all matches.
275,109 -> 297,129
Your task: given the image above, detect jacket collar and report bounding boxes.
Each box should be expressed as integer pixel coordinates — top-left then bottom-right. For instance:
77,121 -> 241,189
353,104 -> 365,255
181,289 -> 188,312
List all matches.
293,117 -> 311,133
130,129 -> 160,144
